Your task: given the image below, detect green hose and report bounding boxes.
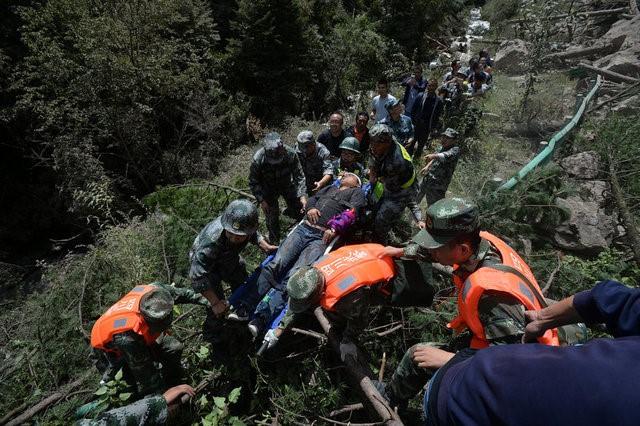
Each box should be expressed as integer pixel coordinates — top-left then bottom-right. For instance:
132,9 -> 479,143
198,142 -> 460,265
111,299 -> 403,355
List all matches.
498,75 -> 603,191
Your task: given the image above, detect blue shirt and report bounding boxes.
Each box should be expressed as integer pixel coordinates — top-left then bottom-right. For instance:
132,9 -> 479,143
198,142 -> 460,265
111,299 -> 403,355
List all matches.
431,280 -> 640,426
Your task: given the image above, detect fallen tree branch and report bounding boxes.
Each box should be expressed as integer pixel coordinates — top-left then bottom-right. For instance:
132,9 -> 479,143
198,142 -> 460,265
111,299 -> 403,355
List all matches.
5,372 -> 92,426
329,403 -> 365,418
587,81 -> 640,113
509,7 -> 628,23
291,327 -> 327,342
544,37 -> 625,61
542,254 -> 562,295
318,415 -> 383,426
375,325 -> 403,337
164,182 -> 256,201
608,152 -> 640,265
378,352 -> 386,382
313,307 -> 403,425
578,63 -> 640,84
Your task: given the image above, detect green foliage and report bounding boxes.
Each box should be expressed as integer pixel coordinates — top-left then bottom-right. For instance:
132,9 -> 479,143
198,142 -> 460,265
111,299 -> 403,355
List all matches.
198,387 -> 244,426
87,369 -> 133,416
5,0 -> 246,226
478,166 -> 572,241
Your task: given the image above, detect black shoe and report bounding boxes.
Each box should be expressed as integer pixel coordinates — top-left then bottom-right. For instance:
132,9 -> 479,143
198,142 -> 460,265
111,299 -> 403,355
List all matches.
227,305 -> 249,321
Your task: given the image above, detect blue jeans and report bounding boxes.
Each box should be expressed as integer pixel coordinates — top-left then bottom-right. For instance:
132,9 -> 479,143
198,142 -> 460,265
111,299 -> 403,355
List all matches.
241,223 -> 327,330
422,368 -> 441,425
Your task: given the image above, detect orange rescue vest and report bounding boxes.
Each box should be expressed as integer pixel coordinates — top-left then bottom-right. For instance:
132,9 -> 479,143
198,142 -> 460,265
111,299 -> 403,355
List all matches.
91,285 -> 161,352
447,232 -> 560,349
313,244 -> 396,312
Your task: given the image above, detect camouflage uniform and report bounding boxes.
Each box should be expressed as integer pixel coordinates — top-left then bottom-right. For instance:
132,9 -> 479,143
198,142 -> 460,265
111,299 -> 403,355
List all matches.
249,140 -> 306,243
380,114 -> 414,149
98,283 -> 208,397
77,394 -> 167,426
189,216 -> 263,349
369,125 -> 421,244
383,198 -> 530,403
416,129 -> 461,206
296,142 -> 334,195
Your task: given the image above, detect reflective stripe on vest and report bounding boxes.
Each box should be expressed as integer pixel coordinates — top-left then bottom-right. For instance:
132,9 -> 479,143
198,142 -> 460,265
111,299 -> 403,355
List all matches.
398,143 -> 416,189
314,244 -> 396,311
447,232 -> 560,349
91,285 -> 161,352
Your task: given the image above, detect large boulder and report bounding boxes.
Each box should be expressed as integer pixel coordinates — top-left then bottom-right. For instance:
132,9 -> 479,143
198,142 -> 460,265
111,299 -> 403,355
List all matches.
494,39 -> 529,75
593,15 -> 640,79
553,196 -> 616,253
559,151 -> 600,179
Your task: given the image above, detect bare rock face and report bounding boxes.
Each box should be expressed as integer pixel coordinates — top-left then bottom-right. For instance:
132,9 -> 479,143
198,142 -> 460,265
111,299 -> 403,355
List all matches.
559,151 -> 600,179
553,196 -> 616,253
494,39 -> 529,75
553,151 -> 616,253
594,15 -> 640,79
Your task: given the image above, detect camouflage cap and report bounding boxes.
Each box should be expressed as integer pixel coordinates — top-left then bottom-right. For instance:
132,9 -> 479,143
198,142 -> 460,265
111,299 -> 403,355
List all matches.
221,199 -> 259,236
263,132 -> 285,164
443,128 -> 459,139
412,197 -> 479,249
140,287 -> 174,328
385,98 -> 402,111
369,124 -> 393,143
287,266 -> 325,313
296,130 -> 315,148
339,137 -> 361,154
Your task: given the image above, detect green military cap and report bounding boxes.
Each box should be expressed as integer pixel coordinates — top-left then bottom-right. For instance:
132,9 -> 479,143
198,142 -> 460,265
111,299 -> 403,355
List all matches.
412,197 -> 479,249
369,123 -> 393,142
140,287 -> 174,329
287,266 -> 325,313
443,128 -> 459,139
263,132 -> 285,164
338,137 -> 361,154
385,98 -> 402,111
221,199 -> 259,236
297,130 -> 315,148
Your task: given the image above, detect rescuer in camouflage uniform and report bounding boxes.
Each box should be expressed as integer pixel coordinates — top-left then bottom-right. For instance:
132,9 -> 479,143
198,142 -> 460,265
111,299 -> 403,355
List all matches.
249,132 -> 308,243
333,137 -> 365,178
295,130 -> 334,195
77,384 -> 195,425
368,124 -> 424,244
93,284 -> 209,396
380,99 -> 414,152
375,198 -> 583,409
415,128 -> 461,206
259,249 -> 435,357
189,199 -> 276,354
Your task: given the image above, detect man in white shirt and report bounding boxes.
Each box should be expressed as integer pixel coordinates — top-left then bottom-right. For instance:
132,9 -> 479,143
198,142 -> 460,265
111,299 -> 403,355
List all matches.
370,77 -> 397,123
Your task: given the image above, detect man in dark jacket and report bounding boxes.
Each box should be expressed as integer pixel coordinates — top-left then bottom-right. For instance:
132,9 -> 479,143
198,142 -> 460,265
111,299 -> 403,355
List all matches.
317,112 -> 347,157
410,78 -> 443,159
249,132 -> 307,243
422,279 -> 640,426
229,173 -> 366,333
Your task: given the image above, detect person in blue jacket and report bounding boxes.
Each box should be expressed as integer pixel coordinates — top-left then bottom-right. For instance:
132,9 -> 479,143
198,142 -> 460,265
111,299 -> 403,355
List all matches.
421,279 -> 640,426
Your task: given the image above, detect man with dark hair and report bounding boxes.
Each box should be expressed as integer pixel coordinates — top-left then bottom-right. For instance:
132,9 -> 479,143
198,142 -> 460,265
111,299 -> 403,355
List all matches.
410,78 -> 443,159
401,64 -> 427,115
469,72 -> 490,97
375,197 -> 576,410
295,130 -> 334,194
317,112 -> 347,157
345,112 -> 371,156
371,78 -> 397,123
442,60 -> 461,84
